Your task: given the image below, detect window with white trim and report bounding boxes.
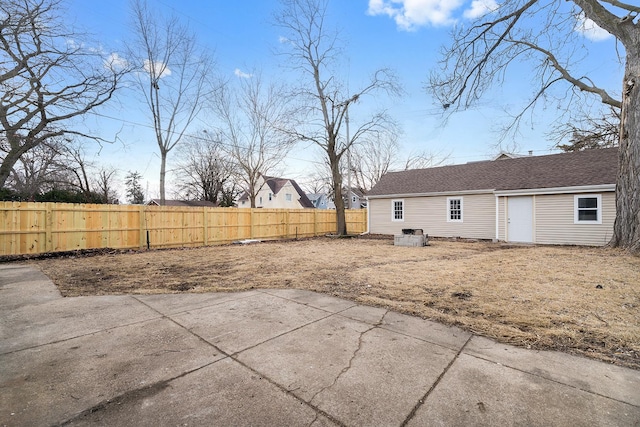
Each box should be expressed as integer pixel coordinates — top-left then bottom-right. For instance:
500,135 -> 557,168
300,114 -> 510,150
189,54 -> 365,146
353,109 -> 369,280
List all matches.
574,195 -> 601,224
268,193 -> 273,201
447,197 -> 463,222
392,199 -> 404,221
285,193 -> 292,201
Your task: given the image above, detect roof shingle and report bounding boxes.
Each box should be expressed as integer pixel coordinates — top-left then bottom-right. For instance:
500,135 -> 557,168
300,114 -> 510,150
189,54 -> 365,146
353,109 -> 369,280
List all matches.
368,148 -> 618,197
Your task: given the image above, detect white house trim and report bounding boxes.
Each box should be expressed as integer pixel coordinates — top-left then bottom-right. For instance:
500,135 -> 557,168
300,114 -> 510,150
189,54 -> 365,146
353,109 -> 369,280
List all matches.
368,189 -> 493,200
494,184 -> 615,197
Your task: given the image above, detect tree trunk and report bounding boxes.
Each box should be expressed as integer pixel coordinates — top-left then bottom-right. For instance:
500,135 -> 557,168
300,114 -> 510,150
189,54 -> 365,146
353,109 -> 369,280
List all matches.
330,152 -> 347,235
0,149 -> 20,189
610,51 -> 640,253
159,151 -> 167,204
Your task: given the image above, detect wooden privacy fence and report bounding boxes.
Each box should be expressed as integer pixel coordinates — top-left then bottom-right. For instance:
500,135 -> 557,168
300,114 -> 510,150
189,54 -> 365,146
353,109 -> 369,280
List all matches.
0,201 -> 368,256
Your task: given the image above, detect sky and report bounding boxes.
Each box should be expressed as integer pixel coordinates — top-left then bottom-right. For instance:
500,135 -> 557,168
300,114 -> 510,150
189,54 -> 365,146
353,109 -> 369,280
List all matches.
61,0 -> 624,200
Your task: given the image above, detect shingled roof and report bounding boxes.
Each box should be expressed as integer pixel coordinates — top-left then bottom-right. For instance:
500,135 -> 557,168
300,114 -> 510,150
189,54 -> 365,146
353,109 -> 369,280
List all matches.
147,199 -> 217,207
238,175 -> 314,208
368,148 -> 618,197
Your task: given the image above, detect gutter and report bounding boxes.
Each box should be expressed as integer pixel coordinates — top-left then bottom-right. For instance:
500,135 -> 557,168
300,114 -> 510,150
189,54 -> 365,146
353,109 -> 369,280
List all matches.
368,184 -> 615,200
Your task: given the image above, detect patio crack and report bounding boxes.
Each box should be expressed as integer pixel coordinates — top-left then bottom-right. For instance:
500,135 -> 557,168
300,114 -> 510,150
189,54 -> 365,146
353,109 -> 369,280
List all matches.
309,310 -> 389,404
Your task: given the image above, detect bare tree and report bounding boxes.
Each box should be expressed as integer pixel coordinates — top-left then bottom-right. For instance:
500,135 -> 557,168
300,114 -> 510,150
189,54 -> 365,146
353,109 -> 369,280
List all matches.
0,0 -> 127,189
3,136 -> 120,203
94,167 -> 119,204
59,142 -> 95,200
428,0 -> 640,252
402,149 -> 449,170
174,131 -> 237,204
350,131 -> 398,193
274,0 -> 401,234
5,139 -> 67,199
553,107 -> 620,152
128,0 -> 214,203
212,73 -> 295,208
349,133 -> 448,192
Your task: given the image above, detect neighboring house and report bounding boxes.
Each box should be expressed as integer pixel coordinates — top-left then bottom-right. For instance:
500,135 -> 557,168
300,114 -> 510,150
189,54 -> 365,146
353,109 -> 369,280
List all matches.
238,175 -> 314,209
147,199 -> 217,207
308,193 -> 330,209
367,148 -> 618,246
344,187 -> 367,209
315,188 -> 367,210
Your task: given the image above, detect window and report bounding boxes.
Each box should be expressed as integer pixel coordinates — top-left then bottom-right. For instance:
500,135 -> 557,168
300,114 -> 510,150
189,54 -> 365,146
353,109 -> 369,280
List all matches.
285,193 -> 292,201
392,199 -> 404,221
447,197 -> 463,222
575,195 -> 601,224
259,196 -> 263,205
268,193 -> 273,201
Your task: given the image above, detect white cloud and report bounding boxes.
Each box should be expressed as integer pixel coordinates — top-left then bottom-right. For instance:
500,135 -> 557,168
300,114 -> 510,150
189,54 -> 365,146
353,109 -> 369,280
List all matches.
143,59 -> 171,79
234,68 -> 253,79
104,52 -> 128,70
367,0 -> 465,30
66,39 -> 83,50
575,13 -> 611,42
278,35 -> 289,44
463,0 -> 498,19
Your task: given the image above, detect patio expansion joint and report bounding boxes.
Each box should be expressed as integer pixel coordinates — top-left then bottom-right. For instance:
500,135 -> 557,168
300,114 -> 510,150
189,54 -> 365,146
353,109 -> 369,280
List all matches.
400,334 -> 473,427
0,297 -> 164,357
132,296 -> 232,358
462,350 -> 640,409
255,288 -> 359,314
54,360 -> 222,426
133,295 -> 349,427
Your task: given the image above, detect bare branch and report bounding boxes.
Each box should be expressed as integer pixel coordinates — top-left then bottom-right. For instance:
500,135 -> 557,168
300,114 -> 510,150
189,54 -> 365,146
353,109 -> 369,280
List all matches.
0,0 -> 128,189
274,0 -> 401,234
128,0 -> 215,202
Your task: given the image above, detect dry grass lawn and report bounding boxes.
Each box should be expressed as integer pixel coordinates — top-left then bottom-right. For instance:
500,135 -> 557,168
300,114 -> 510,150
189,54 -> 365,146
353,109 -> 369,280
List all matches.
30,236 -> 640,369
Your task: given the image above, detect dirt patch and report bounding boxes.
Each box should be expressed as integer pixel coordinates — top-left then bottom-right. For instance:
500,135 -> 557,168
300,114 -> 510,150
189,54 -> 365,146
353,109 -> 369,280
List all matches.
31,236 -> 640,370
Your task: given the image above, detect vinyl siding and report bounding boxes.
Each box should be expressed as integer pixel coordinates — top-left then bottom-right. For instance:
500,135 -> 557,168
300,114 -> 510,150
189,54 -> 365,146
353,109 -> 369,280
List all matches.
254,182 -> 306,209
497,197 -> 506,241
534,192 -> 615,246
369,194 -> 495,239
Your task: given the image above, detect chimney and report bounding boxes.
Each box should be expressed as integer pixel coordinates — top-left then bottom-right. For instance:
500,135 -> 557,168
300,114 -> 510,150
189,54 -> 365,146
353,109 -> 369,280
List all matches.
528,150 -> 533,156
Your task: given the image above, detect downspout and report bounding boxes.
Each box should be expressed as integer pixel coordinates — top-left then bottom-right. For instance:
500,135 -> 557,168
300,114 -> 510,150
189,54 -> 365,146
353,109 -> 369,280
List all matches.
495,194 -> 499,242
360,196 -> 370,235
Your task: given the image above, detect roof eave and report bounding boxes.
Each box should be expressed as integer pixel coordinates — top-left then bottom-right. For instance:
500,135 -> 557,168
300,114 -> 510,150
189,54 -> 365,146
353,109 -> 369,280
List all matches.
367,184 -> 615,199
494,184 -> 615,196
367,189 -> 494,199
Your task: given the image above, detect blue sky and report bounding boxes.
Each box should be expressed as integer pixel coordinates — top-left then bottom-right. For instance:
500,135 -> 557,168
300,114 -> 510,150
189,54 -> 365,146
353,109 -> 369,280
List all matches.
63,0 -> 623,198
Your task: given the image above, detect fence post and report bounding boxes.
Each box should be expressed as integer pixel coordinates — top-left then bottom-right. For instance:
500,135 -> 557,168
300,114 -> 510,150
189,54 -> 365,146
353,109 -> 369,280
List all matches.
250,208 -> 255,239
45,203 -> 53,253
203,207 -> 208,246
285,210 -> 289,238
139,205 -> 145,249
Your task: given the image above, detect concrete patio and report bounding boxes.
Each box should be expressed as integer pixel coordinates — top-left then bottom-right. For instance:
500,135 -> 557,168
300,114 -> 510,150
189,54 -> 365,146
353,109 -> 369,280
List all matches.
1,263 -> 639,426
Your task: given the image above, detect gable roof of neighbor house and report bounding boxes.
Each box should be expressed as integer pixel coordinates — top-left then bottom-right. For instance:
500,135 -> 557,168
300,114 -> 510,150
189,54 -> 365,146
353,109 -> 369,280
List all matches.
345,187 -> 366,198
238,175 -> 315,208
307,193 -> 327,204
368,148 -> 618,197
147,199 -> 217,207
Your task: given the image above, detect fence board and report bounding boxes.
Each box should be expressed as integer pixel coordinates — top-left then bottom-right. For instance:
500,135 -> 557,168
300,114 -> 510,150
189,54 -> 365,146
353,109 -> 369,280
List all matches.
0,201 -> 368,256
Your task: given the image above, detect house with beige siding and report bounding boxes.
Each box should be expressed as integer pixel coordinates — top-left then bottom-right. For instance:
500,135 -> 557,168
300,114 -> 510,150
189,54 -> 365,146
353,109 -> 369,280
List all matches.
367,148 -> 618,246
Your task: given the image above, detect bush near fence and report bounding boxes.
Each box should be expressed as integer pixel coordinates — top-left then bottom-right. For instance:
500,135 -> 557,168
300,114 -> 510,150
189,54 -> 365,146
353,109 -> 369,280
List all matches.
0,201 -> 368,256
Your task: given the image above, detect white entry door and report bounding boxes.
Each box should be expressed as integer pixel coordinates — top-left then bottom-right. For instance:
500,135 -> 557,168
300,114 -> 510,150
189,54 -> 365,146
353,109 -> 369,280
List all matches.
507,196 -> 533,243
